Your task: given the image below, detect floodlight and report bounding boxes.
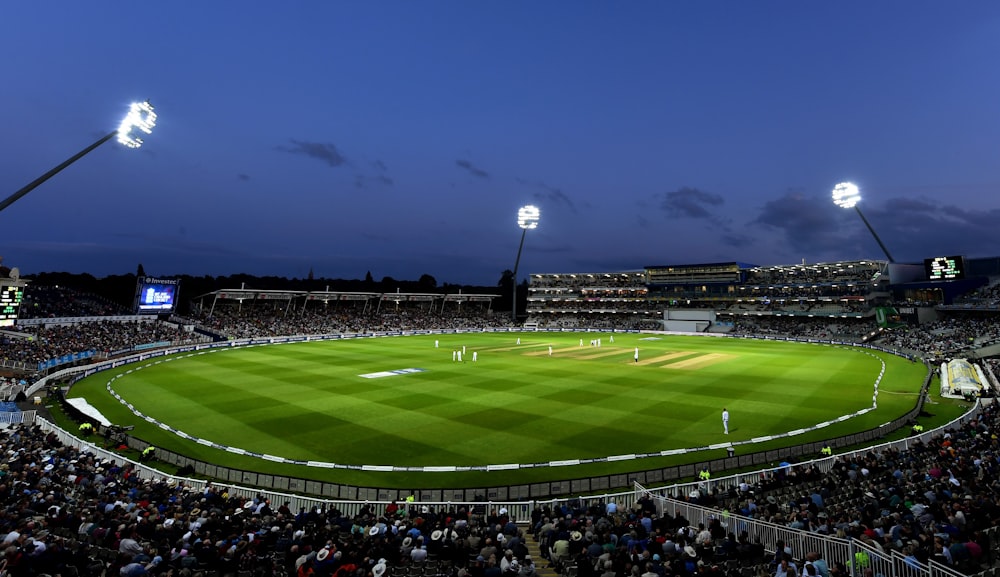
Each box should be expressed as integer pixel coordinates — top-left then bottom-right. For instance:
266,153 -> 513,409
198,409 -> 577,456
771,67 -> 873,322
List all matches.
117,101 -> 157,148
832,182 -> 860,209
1,100 -> 157,214
512,205 -> 542,323
831,181 -> 894,263
517,205 -> 540,230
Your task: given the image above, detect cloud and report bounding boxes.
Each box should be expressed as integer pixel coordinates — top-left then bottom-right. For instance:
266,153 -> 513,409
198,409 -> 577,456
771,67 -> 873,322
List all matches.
752,190 -> 853,253
661,187 -> 725,220
277,139 -> 348,167
864,195 -> 1000,259
516,179 -> 579,213
455,159 -> 489,179
721,233 -> 754,247
751,186 -> 1000,262
354,174 -> 394,189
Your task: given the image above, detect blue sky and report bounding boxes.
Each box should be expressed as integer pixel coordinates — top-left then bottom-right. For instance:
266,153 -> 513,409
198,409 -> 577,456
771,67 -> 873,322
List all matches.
2,2 -> 999,285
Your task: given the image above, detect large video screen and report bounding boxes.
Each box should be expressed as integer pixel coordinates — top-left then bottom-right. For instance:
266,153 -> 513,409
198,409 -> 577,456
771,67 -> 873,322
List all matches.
135,277 -> 180,314
924,256 -> 966,281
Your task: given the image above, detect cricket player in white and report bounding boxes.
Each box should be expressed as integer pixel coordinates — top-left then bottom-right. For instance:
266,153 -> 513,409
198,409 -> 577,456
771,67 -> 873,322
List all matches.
472,351 -> 478,362
634,347 -> 639,363
722,408 -> 730,434
548,345 -> 553,356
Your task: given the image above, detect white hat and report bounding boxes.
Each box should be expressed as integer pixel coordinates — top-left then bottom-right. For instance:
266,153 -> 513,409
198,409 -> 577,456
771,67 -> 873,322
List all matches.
684,546 -> 697,558
369,526 -> 380,536
431,530 -> 443,541
373,563 -> 387,577
317,548 -> 330,562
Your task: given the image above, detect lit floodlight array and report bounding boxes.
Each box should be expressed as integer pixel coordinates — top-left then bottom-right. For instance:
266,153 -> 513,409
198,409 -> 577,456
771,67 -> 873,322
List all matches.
117,101 -> 157,148
831,180 -> 895,262
832,182 -> 861,209
517,205 -> 540,230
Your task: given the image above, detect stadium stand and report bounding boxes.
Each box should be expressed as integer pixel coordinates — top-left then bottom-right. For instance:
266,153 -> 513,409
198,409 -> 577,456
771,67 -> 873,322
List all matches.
4,270 -> 1000,576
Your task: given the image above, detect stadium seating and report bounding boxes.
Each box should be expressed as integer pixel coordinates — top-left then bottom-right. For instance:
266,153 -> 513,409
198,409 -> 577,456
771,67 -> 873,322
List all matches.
2,279 -> 1000,576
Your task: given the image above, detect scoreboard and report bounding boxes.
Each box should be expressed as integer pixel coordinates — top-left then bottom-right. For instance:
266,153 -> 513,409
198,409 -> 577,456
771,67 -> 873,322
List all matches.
924,256 -> 966,281
0,285 -> 24,327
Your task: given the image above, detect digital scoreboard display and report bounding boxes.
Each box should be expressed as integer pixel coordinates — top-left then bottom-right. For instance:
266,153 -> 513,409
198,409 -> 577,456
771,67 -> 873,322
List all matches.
135,277 -> 180,314
0,285 -> 24,327
924,256 -> 966,281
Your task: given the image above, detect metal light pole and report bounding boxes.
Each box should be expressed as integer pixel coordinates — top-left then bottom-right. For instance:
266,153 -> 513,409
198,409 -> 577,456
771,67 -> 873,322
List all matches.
0,101 -> 156,214
832,182 -> 895,263
511,205 -> 540,323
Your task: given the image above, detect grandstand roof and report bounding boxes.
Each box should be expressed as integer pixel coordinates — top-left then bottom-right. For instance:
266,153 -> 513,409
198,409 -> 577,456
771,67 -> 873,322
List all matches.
644,261 -> 756,269
194,288 -> 498,302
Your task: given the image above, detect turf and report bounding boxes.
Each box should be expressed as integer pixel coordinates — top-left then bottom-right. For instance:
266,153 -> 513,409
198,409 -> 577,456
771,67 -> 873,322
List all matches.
68,333 -> 928,488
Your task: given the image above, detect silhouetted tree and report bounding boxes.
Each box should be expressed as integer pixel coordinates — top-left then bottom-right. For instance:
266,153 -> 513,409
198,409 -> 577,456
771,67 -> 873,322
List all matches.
418,274 -> 437,290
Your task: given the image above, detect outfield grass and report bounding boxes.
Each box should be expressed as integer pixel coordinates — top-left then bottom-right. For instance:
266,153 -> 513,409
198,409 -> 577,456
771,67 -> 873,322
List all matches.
68,332 -> 928,488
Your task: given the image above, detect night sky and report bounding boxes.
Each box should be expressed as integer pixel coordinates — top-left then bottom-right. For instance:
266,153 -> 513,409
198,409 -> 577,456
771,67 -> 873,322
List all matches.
2,2 -> 999,286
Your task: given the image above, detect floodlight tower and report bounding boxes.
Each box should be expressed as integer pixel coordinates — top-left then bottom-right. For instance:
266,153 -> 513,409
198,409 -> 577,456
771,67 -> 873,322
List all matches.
832,182 -> 895,263
0,101 -> 157,214
511,205 -> 540,323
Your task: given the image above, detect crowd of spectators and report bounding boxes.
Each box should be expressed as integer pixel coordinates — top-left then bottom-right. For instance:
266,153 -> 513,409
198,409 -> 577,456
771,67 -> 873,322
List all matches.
18,287 -> 130,320
1,321 -> 202,368
193,305 -> 513,341
3,279 -> 1000,576
729,318 -> 872,341
743,262 -> 883,286
0,422 -> 549,577
870,314 -> 1000,358
2,399 -> 999,577
520,401 -> 1000,577
949,283 -> 1000,311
